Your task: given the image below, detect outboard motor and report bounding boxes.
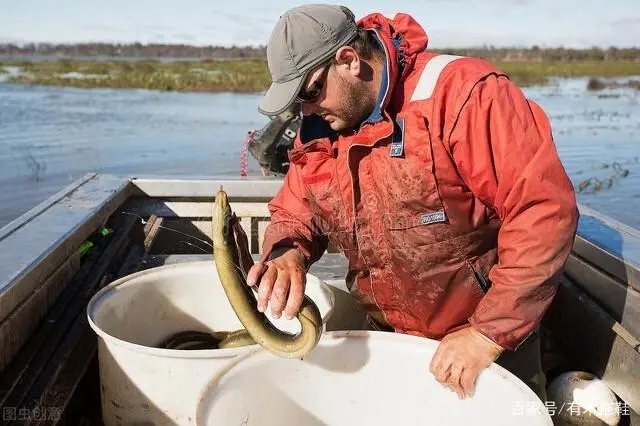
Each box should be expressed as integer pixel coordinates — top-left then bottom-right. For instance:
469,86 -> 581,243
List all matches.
246,105 -> 301,177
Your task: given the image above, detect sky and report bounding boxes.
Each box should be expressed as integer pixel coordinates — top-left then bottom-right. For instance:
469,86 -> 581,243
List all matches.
1,0 -> 639,48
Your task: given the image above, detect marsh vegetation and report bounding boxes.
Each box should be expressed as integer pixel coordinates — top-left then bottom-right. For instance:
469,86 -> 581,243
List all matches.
586,77 -> 640,91
0,59 -> 271,93
496,61 -> 640,87
1,56 -> 639,93
575,159 -> 636,194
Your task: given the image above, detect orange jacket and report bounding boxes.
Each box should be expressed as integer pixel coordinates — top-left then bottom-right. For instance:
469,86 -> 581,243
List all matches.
260,13 -> 579,351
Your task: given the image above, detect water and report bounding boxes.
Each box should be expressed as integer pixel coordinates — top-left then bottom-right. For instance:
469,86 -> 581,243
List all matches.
527,77 -> 640,228
0,77 -> 639,230
0,84 -> 269,227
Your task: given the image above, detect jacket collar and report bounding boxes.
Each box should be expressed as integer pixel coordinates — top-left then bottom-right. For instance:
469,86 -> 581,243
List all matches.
359,29 -> 390,127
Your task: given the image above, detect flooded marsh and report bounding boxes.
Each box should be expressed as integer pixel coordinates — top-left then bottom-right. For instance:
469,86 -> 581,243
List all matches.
0,59 -> 272,93
2,59 -> 639,93
0,72 -> 639,231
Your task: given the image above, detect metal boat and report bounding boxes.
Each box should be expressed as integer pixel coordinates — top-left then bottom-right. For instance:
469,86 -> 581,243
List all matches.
0,173 -> 638,424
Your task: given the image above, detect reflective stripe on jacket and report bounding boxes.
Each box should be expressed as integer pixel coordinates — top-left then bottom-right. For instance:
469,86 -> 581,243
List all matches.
260,12 -> 579,351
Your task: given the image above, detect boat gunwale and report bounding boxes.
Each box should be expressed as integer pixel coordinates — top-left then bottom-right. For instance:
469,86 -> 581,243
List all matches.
1,173 -> 639,311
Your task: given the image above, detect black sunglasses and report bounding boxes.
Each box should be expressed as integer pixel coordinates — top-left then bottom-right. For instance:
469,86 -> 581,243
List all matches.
295,64 -> 330,103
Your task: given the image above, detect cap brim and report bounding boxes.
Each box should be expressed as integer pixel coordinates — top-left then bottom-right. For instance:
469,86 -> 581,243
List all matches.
258,75 -> 306,116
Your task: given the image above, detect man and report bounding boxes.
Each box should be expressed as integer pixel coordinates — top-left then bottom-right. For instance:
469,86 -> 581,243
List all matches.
247,4 -> 579,401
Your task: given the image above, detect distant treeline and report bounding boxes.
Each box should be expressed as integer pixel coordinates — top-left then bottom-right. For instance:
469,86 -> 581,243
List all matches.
0,43 -> 267,59
1,43 -> 639,61
437,46 -> 640,62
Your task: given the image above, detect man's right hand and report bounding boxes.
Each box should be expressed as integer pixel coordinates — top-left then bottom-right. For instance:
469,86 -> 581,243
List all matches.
246,247 -> 308,320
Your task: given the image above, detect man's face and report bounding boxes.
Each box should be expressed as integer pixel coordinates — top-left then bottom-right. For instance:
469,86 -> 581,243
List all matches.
297,51 -> 376,132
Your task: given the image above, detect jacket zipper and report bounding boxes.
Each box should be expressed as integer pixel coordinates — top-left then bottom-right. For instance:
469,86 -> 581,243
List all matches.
475,269 -> 491,293
466,260 -> 491,293
346,128 -> 394,325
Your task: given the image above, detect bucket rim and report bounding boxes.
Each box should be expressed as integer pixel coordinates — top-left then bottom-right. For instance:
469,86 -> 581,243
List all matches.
86,260 -> 334,359
195,330 -> 551,424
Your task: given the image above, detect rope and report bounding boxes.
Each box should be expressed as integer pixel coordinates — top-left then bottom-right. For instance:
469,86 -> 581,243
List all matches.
240,131 -> 252,177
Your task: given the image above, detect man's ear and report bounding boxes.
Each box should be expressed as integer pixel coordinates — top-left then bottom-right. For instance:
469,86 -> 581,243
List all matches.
335,46 -> 360,77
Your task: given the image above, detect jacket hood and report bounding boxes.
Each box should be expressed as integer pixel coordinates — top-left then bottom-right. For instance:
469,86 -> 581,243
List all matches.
355,13 -> 430,123
357,12 -> 429,63
295,12 -> 430,146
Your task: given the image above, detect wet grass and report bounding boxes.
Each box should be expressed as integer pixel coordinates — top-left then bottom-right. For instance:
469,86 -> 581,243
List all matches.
575,159 -> 637,194
494,60 -> 640,87
0,59 -> 271,93
586,77 -> 640,91
1,59 -> 639,92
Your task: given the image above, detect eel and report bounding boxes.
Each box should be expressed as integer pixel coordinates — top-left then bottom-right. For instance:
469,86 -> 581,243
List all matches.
158,187 -> 323,359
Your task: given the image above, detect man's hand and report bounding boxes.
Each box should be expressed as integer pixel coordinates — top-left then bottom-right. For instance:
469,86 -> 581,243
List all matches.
429,326 -> 504,399
246,247 -> 307,320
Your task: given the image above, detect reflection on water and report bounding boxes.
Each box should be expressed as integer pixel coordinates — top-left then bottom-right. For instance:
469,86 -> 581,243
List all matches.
0,76 -> 639,229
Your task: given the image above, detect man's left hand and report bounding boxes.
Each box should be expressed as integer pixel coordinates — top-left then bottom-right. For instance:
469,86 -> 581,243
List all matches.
429,326 -> 505,399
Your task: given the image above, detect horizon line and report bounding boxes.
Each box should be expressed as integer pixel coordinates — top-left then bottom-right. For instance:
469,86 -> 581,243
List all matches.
2,40 -> 640,51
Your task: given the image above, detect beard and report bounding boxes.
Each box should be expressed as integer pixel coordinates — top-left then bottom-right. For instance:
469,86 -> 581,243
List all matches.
324,73 -> 376,132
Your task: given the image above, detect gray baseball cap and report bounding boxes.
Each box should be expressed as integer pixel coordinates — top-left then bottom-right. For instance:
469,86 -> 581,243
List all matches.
258,4 -> 358,116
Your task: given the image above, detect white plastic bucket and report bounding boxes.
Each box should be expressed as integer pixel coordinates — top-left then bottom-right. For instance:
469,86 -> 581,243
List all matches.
197,330 -> 553,426
86,260 -> 335,426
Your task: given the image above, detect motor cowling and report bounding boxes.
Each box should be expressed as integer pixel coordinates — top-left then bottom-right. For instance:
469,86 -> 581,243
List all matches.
246,105 -> 301,177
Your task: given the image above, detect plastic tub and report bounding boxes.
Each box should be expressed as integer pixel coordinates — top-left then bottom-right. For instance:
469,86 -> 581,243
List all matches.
197,330 -> 553,426
87,260 -> 335,425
